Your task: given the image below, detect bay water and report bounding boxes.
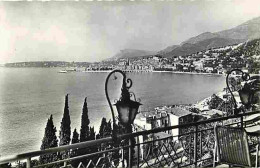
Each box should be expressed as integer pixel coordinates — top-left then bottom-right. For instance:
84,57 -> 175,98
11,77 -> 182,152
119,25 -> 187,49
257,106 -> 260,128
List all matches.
0,68 -> 225,157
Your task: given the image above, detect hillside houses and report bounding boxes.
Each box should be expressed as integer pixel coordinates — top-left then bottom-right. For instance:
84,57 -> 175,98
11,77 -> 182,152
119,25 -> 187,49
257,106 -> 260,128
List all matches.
134,106 -> 194,141
83,39 -> 260,75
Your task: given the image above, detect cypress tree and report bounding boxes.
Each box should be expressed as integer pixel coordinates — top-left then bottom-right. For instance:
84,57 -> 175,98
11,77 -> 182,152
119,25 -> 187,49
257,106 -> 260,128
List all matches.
96,118 -> 112,151
40,115 -> 58,164
96,118 -> 106,139
89,126 -> 96,140
97,118 -> 112,139
88,126 -> 98,165
72,128 -> 80,144
80,97 -> 90,142
59,94 -> 71,161
71,128 -> 80,168
59,94 -> 71,146
78,98 -> 96,166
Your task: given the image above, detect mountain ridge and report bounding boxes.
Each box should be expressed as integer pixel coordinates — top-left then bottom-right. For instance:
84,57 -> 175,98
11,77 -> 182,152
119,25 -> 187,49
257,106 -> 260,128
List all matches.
107,49 -> 156,60
109,16 -> 260,60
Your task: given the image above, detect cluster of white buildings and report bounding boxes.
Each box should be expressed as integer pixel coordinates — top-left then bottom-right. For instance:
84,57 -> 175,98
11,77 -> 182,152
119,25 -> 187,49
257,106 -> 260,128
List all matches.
133,106 -> 194,142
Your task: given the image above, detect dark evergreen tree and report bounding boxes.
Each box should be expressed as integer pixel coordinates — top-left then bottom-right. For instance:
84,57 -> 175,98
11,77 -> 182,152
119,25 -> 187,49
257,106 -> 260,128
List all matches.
80,97 -> 90,142
40,115 -> 58,164
71,128 -> 80,168
59,94 -> 71,146
96,118 -> 112,151
96,118 -> 112,140
88,126 -> 98,161
89,126 -> 96,141
72,128 -> 80,144
78,98 -> 97,166
59,94 -> 71,160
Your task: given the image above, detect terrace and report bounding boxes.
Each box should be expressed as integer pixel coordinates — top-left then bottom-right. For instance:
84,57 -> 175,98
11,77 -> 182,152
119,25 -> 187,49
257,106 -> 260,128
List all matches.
0,69 -> 259,168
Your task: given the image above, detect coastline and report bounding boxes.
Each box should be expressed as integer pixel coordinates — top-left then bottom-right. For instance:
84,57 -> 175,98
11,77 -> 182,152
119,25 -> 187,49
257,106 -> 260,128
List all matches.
81,70 -> 225,76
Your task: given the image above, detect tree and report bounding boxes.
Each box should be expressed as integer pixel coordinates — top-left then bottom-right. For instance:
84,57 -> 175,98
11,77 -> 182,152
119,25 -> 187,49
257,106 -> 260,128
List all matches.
208,94 -> 224,110
80,97 -> 90,142
59,94 -> 71,146
96,118 -> 112,140
59,94 -> 71,160
78,98 -> 97,166
88,126 -> 98,159
72,128 -> 80,144
89,126 -> 96,141
40,115 -> 58,164
71,128 -> 80,168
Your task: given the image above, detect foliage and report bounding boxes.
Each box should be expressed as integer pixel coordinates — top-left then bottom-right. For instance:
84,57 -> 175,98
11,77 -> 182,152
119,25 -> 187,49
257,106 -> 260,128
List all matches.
189,107 -> 200,114
71,128 -> 80,168
77,98 -> 97,167
96,118 -> 112,140
40,115 -> 58,164
87,126 -> 97,162
59,94 -> 71,159
59,94 -> 71,146
208,94 -> 224,110
80,97 -> 90,142
0,163 -> 12,168
72,128 -> 80,144
96,118 -> 112,151
17,160 -> 40,168
218,99 -> 234,116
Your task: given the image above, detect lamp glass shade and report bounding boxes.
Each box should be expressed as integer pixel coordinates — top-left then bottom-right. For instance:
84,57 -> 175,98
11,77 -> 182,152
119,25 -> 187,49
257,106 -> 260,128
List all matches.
115,100 -> 141,125
129,101 -> 141,124
115,103 -> 130,125
239,89 -> 251,106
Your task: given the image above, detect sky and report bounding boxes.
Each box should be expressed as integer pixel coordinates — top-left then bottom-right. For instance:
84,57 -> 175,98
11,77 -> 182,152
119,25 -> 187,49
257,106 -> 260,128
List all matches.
0,0 -> 260,63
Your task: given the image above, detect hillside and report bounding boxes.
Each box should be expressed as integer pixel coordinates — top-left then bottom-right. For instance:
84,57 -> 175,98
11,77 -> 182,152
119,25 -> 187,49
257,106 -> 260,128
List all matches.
180,32 -> 219,45
107,16 -> 260,60
158,45 -> 179,55
108,49 -> 156,60
217,16 -> 260,40
159,16 -> 260,57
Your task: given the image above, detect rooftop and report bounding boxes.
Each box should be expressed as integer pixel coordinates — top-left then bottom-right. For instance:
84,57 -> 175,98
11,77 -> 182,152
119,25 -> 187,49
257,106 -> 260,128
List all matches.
136,107 -> 192,120
167,107 -> 192,117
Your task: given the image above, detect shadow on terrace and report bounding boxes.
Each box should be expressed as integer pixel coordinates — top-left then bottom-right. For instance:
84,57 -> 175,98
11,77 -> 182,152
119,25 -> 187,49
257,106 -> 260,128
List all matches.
0,69 -> 259,168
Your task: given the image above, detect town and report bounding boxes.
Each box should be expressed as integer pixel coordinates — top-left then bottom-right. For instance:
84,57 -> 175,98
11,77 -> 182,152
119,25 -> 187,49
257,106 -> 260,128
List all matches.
5,38 -> 260,76
87,39 -> 260,75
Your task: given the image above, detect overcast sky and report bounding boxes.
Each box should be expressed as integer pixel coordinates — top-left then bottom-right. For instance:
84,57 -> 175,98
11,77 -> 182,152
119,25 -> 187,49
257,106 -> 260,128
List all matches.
0,0 -> 260,63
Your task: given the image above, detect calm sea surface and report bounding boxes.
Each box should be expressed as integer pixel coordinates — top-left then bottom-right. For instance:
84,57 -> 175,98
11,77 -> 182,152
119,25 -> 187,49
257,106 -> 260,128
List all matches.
0,67 -> 226,157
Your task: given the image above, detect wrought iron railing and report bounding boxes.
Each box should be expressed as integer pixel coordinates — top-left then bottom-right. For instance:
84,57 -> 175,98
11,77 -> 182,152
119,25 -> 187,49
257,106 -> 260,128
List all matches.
0,111 -> 259,168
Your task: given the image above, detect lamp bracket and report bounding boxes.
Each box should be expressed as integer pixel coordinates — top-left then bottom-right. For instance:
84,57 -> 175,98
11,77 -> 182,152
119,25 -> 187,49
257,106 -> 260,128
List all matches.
226,69 -> 251,114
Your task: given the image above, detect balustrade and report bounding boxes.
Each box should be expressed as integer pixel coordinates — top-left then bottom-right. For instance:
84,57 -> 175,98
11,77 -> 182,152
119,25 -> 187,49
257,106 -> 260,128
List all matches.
0,111 -> 259,168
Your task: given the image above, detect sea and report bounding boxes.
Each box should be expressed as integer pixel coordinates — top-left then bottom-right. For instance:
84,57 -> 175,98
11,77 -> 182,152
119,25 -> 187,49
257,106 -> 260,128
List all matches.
0,67 -> 226,157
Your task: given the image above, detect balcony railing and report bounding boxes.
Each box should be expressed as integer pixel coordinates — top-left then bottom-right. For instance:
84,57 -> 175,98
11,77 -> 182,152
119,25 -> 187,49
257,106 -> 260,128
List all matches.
1,110 -> 260,168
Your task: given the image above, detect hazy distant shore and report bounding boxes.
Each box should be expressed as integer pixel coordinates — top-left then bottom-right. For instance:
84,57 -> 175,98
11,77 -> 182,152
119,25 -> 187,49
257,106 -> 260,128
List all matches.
82,70 -> 224,76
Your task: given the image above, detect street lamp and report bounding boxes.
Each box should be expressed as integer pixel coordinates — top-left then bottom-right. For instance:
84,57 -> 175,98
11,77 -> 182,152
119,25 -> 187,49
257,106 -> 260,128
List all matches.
105,69 -> 142,129
105,70 -> 142,167
226,69 -> 259,114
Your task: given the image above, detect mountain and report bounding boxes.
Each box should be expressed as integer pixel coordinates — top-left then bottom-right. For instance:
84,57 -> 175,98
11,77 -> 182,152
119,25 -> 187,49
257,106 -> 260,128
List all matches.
180,32 -> 219,45
108,49 -> 156,60
158,45 -> 179,55
159,16 -> 260,57
107,16 -> 260,60
217,16 -> 260,40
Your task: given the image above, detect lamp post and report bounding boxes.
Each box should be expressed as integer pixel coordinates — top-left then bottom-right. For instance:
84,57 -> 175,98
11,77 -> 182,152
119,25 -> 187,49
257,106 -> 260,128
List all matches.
105,69 -> 142,168
226,69 -> 259,114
